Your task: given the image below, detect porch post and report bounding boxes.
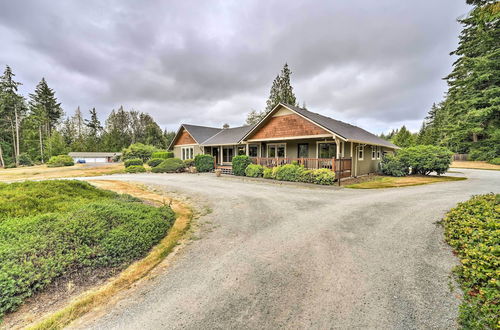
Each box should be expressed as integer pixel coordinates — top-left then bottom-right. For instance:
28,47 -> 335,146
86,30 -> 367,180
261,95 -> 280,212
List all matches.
335,137 -> 340,159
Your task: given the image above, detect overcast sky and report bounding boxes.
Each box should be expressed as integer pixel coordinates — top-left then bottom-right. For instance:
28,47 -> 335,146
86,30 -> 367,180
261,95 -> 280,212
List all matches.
0,0 -> 470,134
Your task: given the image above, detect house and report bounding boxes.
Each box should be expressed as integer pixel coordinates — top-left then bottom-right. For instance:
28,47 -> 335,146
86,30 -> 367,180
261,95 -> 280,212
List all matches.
168,103 -> 398,177
68,152 -> 122,163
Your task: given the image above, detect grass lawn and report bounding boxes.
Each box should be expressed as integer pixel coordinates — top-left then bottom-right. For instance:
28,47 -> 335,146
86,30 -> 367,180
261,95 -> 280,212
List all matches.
0,163 -> 124,182
451,161 -> 500,171
0,180 -> 176,322
345,175 -> 466,189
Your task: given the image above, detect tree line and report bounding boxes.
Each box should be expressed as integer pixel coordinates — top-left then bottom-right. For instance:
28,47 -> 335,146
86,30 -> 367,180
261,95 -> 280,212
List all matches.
385,0 -> 499,161
0,66 -> 175,167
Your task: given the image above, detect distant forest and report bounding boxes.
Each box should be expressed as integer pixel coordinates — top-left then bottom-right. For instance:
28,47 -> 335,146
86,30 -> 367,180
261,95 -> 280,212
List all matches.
0,67 -> 175,167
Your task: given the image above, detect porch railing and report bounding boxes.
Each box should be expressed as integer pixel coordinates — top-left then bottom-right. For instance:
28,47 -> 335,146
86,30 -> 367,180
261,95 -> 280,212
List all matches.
250,157 -> 352,178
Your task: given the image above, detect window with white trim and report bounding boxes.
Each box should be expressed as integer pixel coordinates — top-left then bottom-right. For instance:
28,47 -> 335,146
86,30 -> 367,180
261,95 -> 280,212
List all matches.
377,146 -> 381,159
181,146 -> 193,160
267,144 -> 286,158
357,145 -> 364,161
371,146 -> 376,160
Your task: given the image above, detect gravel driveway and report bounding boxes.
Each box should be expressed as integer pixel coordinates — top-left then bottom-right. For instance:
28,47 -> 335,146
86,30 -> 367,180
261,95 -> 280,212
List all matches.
74,169 -> 499,329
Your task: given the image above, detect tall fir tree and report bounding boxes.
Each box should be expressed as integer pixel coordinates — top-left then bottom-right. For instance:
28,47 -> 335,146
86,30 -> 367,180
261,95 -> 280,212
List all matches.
391,126 -> 415,148
85,108 -> 103,151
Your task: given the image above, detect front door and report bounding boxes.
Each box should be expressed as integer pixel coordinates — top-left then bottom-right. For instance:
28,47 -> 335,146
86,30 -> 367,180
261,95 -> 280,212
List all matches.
212,147 -> 219,164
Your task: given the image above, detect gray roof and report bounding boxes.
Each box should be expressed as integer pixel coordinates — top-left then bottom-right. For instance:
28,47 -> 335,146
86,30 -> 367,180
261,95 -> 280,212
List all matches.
201,125 -> 255,145
279,103 -> 398,149
69,152 -> 122,157
182,124 -> 222,144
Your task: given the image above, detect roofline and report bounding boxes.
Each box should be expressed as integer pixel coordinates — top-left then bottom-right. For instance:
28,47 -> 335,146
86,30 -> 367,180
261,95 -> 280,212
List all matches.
347,139 -> 400,149
239,103 -> 347,142
168,124 -> 215,150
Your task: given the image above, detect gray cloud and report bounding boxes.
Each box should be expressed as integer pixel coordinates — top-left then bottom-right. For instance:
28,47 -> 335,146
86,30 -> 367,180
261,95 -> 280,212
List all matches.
0,0 -> 469,133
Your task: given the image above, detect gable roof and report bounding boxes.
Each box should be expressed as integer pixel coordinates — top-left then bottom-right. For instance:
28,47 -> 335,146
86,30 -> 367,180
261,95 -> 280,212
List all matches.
241,103 -> 398,149
201,125 -> 255,145
168,124 -> 222,149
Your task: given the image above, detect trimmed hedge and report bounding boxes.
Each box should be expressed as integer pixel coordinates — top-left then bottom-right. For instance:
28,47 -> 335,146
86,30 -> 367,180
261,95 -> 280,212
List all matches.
245,164 -> 264,177
380,145 -> 453,176
274,164 -> 303,182
125,165 -> 147,173
47,155 -> 74,167
151,151 -> 173,159
259,164 -> 336,185
194,154 -> 214,172
124,158 -> 143,167
147,158 -> 164,167
442,194 -> 499,329
0,180 -> 175,318
151,158 -> 185,173
232,155 -> 252,176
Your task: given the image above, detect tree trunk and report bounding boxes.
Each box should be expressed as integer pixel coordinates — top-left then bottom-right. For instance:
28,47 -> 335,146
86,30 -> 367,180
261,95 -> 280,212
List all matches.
10,120 -> 16,162
39,125 -> 44,163
14,105 -> 20,166
0,142 -> 4,168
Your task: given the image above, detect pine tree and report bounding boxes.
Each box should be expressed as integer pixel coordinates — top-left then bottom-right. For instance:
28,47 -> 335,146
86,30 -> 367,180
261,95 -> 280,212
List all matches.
391,126 -> 415,148
246,63 -> 298,125
85,108 -> 103,151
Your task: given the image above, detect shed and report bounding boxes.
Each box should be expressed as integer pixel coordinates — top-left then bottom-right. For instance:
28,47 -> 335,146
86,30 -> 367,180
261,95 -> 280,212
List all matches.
68,152 -> 122,163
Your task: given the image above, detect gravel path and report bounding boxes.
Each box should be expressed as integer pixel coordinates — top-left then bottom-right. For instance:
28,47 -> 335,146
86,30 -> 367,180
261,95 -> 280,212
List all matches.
73,169 -> 499,329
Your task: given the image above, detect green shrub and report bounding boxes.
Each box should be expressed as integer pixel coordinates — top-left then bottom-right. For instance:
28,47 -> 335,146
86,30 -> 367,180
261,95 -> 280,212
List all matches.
274,164 -> 304,182
312,168 -> 336,185
47,155 -> 74,167
147,158 -> 164,167
151,151 -> 173,159
398,145 -> 453,175
122,143 -> 158,162
488,157 -> 500,165
299,169 -> 315,183
0,180 -> 175,318
124,158 -> 143,167
125,165 -> 147,173
19,154 -> 33,166
183,159 -> 195,168
4,163 -> 16,169
232,155 -> 252,176
442,194 -> 499,329
245,164 -> 264,177
380,154 -> 408,177
151,158 -> 185,173
194,154 -> 214,172
263,167 -> 274,179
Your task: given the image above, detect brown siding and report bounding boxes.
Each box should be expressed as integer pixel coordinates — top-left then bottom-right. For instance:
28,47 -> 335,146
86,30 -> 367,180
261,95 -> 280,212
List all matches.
174,129 -> 196,145
249,114 -> 330,140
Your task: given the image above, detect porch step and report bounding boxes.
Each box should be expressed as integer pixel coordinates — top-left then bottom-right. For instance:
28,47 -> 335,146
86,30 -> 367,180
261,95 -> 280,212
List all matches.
215,166 -> 233,175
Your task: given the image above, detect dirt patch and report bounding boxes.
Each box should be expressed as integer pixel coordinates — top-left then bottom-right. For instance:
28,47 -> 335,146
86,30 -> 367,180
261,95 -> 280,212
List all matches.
2,180 -> 192,330
0,164 -> 124,182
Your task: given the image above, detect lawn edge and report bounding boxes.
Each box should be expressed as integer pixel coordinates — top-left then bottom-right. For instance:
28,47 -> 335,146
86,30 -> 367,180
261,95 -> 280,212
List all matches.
345,176 -> 467,189
26,181 -> 194,330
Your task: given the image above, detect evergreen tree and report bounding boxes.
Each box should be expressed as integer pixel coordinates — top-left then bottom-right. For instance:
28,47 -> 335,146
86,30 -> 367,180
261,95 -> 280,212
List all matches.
246,63 -> 298,125
391,126 -> 415,148
102,106 -> 132,151
85,108 -> 103,151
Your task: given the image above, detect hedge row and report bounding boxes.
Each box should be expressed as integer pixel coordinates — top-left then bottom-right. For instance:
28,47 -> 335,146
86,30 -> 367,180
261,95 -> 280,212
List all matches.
442,194 -> 499,328
244,163 -> 336,185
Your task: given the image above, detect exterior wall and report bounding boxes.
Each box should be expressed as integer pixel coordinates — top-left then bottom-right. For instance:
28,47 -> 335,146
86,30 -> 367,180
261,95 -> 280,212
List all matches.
248,114 -> 330,140
173,144 -> 204,159
352,143 -> 391,176
174,129 -> 196,146
258,138 -> 346,159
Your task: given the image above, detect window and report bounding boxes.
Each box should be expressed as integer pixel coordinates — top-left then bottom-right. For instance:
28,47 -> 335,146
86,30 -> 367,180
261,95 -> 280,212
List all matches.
268,144 -> 286,157
298,143 -> 309,158
371,146 -> 376,160
237,146 -> 246,156
181,147 -> 193,160
377,147 -> 381,159
249,144 -> 258,157
318,143 -> 336,158
357,145 -> 364,161
222,147 -> 234,163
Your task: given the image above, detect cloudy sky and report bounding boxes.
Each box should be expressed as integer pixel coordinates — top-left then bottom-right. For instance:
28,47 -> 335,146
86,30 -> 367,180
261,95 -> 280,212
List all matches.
0,0 -> 470,134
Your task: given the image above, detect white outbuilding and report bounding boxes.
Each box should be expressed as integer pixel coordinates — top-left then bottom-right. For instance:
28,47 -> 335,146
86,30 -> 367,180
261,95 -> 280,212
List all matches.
68,152 -> 121,163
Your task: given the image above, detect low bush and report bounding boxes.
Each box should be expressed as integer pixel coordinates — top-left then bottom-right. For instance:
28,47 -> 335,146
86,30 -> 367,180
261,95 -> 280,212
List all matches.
263,167 -> 274,179
274,164 -> 304,182
4,163 -> 16,169
151,158 -> 185,173
380,154 -> 408,177
488,157 -> 500,165
124,158 -> 143,167
0,180 -> 175,318
194,154 -> 214,172
125,165 -> 147,173
442,194 -> 499,329
47,155 -> 74,167
312,168 -> 336,185
151,151 -> 173,159
147,158 -> 164,167
122,143 -> 158,162
19,153 -> 33,166
232,155 -> 252,176
245,164 -> 264,177
183,159 -> 195,168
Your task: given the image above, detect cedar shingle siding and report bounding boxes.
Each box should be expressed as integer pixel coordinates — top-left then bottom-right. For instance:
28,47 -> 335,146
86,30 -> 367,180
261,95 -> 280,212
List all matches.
174,129 -> 196,145
249,114 -> 329,140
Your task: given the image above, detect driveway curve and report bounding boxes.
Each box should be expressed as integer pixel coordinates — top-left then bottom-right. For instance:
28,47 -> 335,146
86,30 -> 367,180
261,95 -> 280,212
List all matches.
74,169 -> 499,329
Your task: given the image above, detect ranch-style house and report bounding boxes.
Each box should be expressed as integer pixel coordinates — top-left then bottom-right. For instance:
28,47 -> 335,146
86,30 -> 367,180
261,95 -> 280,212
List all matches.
168,103 -> 398,177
